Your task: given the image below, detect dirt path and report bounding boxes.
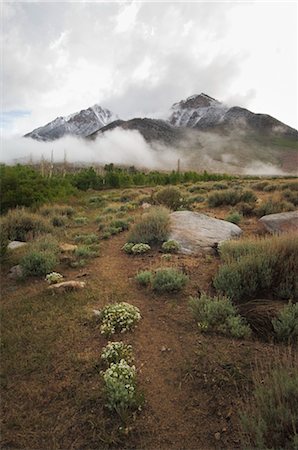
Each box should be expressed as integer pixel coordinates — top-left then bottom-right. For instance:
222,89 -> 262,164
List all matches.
94,235 -> 220,450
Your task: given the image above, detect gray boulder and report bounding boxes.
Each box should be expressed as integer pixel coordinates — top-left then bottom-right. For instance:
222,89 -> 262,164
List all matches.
8,265 -> 24,279
259,210 -> 298,233
7,241 -> 27,250
169,211 -> 242,254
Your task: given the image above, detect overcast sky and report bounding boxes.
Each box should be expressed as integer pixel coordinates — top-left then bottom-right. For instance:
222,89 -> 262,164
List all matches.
1,0 -> 297,138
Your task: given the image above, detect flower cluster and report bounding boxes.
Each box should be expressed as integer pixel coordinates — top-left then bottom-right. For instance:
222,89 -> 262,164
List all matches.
122,242 -> 151,255
101,341 -> 134,365
99,302 -> 141,336
45,272 -> 63,284
162,239 -> 180,253
102,359 -> 137,412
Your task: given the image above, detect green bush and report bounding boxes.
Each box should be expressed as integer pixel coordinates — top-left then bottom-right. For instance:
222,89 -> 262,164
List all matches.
21,250 -> 58,277
128,207 -> 170,244
75,245 -> 98,259
31,235 -> 59,254
189,293 -> 251,338
272,302 -> 298,345
255,198 -> 295,217
101,341 -> 134,365
162,240 -> 180,253
152,268 -> 188,293
282,189 -> 298,206
74,233 -> 99,245
252,180 -> 270,191
0,228 -> 8,258
241,358 -> 298,450
102,359 -> 139,416
52,216 -> 65,227
237,202 -> 255,216
122,242 -> 135,254
135,270 -> 152,287
98,302 -> 141,336
73,216 -> 88,225
154,187 -> 184,210
131,243 -> 151,255
208,189 -> 257,207
110,219 -> 129,231
1,208 -> 52,241
214,234 -> 298,301
225,211 -> 242,224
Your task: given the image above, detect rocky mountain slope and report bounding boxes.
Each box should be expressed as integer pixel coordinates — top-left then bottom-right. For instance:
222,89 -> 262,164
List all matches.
24,104 -> 117,141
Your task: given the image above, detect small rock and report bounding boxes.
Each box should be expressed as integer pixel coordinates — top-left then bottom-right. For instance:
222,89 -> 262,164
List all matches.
93,309 -> 101,316
7,241 -> 27,250
47,280 -> 85,293
214,432 -> 221,441
141,202 -> 151,209
8,265 -> 24,279
59,243 -> 78,253
161,346 -> 167,352
76,271 -> 89,278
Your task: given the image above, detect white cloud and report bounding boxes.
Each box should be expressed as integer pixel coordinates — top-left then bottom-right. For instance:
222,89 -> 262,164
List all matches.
1,0 -> 297,142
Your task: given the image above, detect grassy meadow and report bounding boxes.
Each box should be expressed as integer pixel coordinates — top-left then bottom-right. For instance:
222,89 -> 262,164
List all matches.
1,170 -> 298,450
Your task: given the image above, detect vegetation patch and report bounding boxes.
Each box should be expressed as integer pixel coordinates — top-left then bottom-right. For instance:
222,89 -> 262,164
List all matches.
128,207 -> 170,244
207,189 -> 257,207
154,187 -> 184,210
1,208 -> 52,241
101,342 -> 134,366
255,198 -> 295,217
152,268 -> 188,293
161,240 -> 180,253
189,293 -> 251,338
98,302 -> 141,336
272,302 -> 298,345
214,234 -> 298,301
135,270 -> 152,287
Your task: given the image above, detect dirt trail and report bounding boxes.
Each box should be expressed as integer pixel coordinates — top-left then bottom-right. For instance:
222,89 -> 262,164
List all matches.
95,235 -> 219,450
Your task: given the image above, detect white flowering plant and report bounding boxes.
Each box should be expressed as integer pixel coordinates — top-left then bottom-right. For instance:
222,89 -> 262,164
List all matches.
161,239 -> 180,253
131,243 -> 151,255
99,302 -> 141,336
45,272 -> 63,284
101,341 -> 134,365
102,359 -> 138,414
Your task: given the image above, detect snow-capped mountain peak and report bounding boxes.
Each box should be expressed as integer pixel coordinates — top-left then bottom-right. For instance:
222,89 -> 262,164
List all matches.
25,104 -> 118,141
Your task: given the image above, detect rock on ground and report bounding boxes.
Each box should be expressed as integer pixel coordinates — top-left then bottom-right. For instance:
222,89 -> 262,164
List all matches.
259,210 -> 298,233
7,241 -> 27,250
169,211 -> 242,254
59,243 -> 78,252
47,281 -> 85,293
8,265 -> 24,280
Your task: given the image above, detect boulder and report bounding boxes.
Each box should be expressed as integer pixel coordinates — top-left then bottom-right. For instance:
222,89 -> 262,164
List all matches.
59,243 -> 78,252
48,280 -> 85,293
259,210 -> 298,233
169,211 -> 242,254
7,241 -> 27,250
8,265 -> 24,280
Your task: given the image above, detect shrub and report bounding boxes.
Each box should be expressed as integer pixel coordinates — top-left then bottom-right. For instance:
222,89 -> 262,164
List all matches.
98,302 -> 141,336
241,356 -> 298,450
272,302 -> 298,345
189,293 -> 251,338
255,198 -> 295,217
31,235 -> 60,254
73,216 -> 88,225
162,240 -> 180,253
154,187 -> 184,210
74,233 -> 99,245
45,272 -> 63,284
131,243 -> 151,255
39,205 -> 74,218
108,226 -> 122,235
152,268 -> 188,293
52,216 -> 65,227
252,180 -> 270,191
1,208 -> 51,241
128,207 -> 170,244
110,219 -> 129,231
21,250 -> 58,277
101,342 -> 134,366
225,211 -> 242,224
102,360 -> 138,415
135,270 -> 152,287
75,245 -> 98,259
102,231 -> 111,240
88,196 -> 105,205
0,228 -> 8,258
207,189 -> 256,207
282,189 -> 298,206
122,242 -> 135,254
237,201 -> 255,216
214,234 -> 298,301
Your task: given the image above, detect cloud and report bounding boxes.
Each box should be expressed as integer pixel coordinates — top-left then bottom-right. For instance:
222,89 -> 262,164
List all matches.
2,0 -> 297,144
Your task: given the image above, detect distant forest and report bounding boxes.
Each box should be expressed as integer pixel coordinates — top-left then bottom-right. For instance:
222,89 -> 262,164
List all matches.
0,163 -> 233,213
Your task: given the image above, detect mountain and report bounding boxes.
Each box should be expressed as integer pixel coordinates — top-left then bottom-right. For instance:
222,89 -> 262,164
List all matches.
168,93 -> 298,138
88,118 -> 184,145
24,104 -> 117,141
